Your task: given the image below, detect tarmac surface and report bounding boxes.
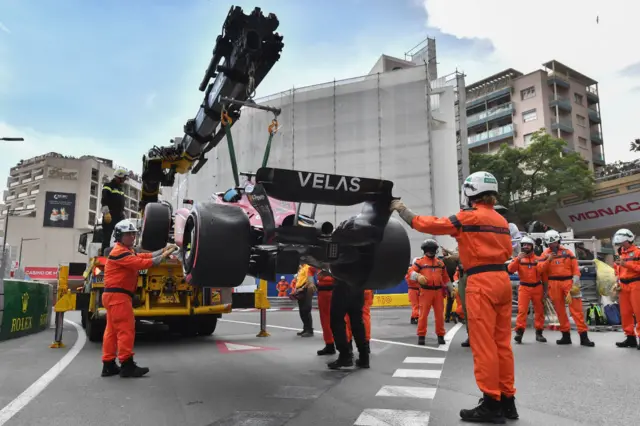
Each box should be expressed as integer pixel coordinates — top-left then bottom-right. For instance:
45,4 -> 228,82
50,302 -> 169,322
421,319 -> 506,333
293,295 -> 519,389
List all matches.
0,307 -> 637,425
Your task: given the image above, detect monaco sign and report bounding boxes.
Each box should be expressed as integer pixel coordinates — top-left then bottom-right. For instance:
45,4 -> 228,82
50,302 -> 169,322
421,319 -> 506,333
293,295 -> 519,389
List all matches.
556,192 -> 640,234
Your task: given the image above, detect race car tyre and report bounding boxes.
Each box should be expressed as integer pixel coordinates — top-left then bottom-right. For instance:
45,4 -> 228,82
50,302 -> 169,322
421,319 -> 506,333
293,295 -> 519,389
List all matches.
331,217 -> 410,290
196,315 -> 218,336
81,309 -> 88,329
140,202 -> 172,251
182,202 -> 251,288
86,316 -> 106,343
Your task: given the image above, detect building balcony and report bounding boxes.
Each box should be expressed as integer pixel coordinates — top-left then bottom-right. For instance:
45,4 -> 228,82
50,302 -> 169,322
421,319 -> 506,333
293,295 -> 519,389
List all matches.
5,195 -> 16,201
549,95 -> 572,112
550,118 -> 574,133
9,181 -> 19,188
466,103 -> 513,128
547,72 -> 570,89
466,86 -> 512,109
591,131 -> 603,144
468,124 -> 514,148
30,189 -> 39,195
34,174 -> 44,181
588,108 -> 601,123
586,86 -> 599,103
22,177 -> 32,183
592,152 -> 605,165
18,192 -> 28,198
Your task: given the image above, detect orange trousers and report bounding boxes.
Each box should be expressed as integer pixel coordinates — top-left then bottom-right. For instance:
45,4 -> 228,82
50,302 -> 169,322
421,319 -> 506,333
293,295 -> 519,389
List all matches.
318,290 -> 334,344
417,288 -> 445,337
619,283 -> 640,336
515,284 -> 545,330
102,293 -> 136,363
346,290 -> 373,342
548,280 -> 588,333
278,291 -> 287,297
408,288 -> 420,319
466,273 -> 515,400
455,292 -> 464,319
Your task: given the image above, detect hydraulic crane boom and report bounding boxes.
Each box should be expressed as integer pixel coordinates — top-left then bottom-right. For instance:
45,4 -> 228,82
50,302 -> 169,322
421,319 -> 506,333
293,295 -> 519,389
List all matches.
139,5 -> 284,212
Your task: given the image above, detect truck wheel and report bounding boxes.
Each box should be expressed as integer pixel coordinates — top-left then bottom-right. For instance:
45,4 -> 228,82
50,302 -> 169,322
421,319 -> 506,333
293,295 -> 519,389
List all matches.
140,203 -> 172,251
331,217 -> 410,290
182,202 -> 251,288
86,316 -> 106,343
196,316 -> 218,336
81,309 -> 87,329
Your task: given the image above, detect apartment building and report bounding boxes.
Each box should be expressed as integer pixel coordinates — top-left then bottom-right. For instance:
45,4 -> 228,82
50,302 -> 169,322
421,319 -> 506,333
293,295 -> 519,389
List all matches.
0,152 -> 142,268
465,60 -> 604,170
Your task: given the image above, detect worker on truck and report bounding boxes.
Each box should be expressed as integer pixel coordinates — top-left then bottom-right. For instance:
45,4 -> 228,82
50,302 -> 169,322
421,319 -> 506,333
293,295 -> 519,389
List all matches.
100,168 -> 129,255
101,219 -> 177,378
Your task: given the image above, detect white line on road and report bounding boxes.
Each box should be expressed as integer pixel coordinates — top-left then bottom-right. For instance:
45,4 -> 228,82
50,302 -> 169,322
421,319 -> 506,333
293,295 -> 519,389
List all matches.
0,319 -> 86,425
402,357 -> 445,364
354,408 -> 430,426
376,385 -> 437,399
392,369 -> 441,379
220,318 -> 450,351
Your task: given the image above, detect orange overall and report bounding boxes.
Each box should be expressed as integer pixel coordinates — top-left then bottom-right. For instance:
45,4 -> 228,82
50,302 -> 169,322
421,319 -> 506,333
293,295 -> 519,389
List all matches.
289,278 -> 297,295
538,247 -> 588,333
276,279 -> 289,297
346,290 -> 373,342
409,204 -> 515,401
453,267 -> 465,319
410,256 -> 449,338
102,243 -> 154,363
405,266 -> 421,320
316,272 -> 336,345
508,253 -> 545,331
616,245 -> 640,337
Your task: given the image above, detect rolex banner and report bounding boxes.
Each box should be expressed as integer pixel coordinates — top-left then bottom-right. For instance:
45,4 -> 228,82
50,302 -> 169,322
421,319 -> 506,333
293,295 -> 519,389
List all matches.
0,280 -> 53,341
42,191 -> 76,228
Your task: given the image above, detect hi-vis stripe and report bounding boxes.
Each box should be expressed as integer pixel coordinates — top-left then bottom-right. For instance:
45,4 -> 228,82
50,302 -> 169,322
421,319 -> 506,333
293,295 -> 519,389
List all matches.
103,185 -> 124,196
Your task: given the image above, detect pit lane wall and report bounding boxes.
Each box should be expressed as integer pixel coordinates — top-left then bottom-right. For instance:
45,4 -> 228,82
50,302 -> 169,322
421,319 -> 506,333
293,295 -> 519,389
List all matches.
0,279 -> 53,342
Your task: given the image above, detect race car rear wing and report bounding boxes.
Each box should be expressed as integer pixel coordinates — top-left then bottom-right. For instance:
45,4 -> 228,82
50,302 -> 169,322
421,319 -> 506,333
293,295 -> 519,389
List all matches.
255,167 -> 395,206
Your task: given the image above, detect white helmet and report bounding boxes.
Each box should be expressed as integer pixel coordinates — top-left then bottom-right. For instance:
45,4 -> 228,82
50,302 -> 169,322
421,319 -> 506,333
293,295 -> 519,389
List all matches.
544,230 -> 561,245
461,171 -> 499,208
113,219 -> 138,242
280,276 -> 285,280
520,236 -> 535,246
114,168 -> 129,179
613,228 -> 635,246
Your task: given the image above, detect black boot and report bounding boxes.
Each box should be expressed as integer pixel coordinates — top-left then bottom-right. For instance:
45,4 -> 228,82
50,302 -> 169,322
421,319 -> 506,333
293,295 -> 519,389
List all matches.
500,394 -> 519,420
300,329 -> 314,337
514,328 -> 524,344
317,343 -> 336,356
411,317 -> 418,325
459,394 -> 506,424
119,357 -> 149,378
328,353 -> 353,370
437,335 -> 446,345
366,340 -> 371,354
616,335 -> 637,348
356,342 -> 370,368
535,329 -> 547,343
418,336 -> 426,346
461,337 -> 470,347
580,331 -> 595,347
297,330 -> 305,336
101,360 -> 120,377
556,331 -> 572,345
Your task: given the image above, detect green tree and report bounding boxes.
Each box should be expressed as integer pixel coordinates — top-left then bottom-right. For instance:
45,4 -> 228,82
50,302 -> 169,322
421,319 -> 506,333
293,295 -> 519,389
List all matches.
469,130 -> 595,225
630,138 -> 640,152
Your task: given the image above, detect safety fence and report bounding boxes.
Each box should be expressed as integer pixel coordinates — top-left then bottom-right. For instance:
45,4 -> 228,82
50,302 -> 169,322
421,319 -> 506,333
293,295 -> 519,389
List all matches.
0,279 -> 53,342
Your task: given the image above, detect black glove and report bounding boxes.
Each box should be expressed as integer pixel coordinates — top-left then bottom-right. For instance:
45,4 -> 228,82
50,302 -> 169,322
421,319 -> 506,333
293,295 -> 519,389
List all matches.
132,295 -> 142,308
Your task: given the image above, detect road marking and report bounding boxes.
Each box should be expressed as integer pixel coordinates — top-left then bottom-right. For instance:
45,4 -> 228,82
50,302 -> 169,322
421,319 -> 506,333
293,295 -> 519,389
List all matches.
0,319 -> 85,425
216,341 -> 277,353
403,357 -> 445,364
376,386 -> 437,399
354,408 -> 430,425
220,318 -> 448,351
392,369 -> 441,379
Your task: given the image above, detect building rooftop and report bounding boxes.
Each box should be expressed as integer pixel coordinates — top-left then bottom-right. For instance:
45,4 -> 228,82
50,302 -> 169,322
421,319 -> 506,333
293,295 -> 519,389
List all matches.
543,60 -> 597,86
466,68 -> 523,92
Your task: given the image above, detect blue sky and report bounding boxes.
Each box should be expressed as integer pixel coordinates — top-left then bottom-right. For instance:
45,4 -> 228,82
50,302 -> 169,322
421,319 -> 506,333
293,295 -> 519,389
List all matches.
0,0 -> 637,192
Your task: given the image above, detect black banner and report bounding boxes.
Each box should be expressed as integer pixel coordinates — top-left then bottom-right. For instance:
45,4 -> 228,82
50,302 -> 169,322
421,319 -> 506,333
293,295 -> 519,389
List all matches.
42,191 -> 76,228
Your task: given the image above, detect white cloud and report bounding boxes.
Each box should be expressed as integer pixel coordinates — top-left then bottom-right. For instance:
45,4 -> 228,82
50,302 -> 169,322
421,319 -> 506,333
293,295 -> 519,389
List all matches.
0,21 -> 10,34
423,0 -> 640,163
145,91 -> 157,108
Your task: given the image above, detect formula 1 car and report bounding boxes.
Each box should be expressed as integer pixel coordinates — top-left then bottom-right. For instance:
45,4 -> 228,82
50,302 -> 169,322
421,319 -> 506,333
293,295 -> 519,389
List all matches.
136,5 -> 411,290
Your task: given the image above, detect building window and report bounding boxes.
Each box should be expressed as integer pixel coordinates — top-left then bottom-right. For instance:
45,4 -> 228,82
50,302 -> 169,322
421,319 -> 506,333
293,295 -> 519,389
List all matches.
522,109 -> 537,122
574,93 -> 583,105
89,212 -> 96,226
576,114 -> 586,127
524,133 -> 534,146
578,137 -> 587,148
521,86 -> 536,100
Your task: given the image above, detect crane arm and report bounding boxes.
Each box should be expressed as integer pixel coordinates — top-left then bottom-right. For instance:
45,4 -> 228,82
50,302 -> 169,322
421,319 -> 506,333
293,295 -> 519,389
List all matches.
139,5 -> 284,212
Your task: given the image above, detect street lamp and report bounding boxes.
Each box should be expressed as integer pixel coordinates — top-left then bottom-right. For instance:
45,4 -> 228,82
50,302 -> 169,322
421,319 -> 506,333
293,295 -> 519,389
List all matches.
0,137 -> 24,142
18,237 -> 39,270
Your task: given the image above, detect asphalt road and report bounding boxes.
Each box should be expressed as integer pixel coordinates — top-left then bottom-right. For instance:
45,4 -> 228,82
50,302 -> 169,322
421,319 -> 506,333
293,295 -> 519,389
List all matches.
0,308 -> 637,425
